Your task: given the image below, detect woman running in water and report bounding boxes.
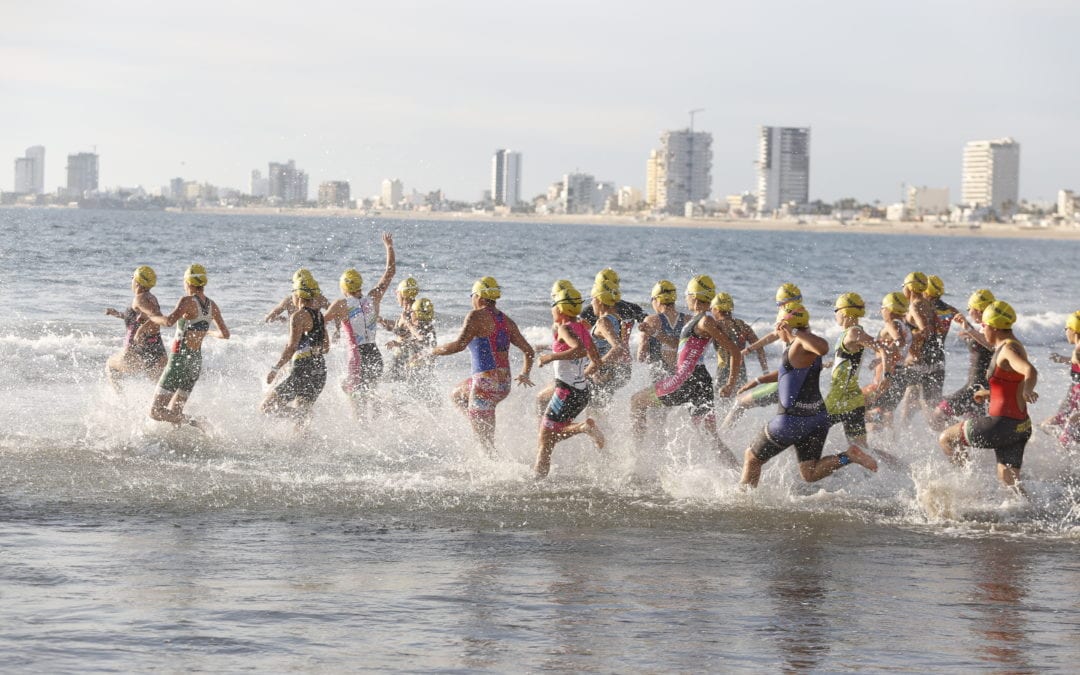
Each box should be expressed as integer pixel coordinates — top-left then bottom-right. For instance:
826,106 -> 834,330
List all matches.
1042,310 -> 1080,448
637,280 -> 688,382
864,291 -> 912,432
630,275 -> 742,467
105,265 -> 167,386
929,288 -> 996,431
739,303 -> 877,488
383,276 -> 421,381
939,301 -> 1038,491
321,233 -> 396,419
261,275 -> 330,430
263,268 -> 329,322
587,280 -> 632,410
147,264 -> 230,429
710,291 -> 767,396
918,274 -> 961,411
535,285 -> 605,478
431,276 -> 535,451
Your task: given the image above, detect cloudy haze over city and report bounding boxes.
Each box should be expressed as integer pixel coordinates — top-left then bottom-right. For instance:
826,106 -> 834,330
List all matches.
3,0 -> 1078,203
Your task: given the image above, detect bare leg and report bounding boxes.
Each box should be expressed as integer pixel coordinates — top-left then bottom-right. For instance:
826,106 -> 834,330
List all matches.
938,422 -> 969,466
535,383 -> 554,417
997,463 -> 1027,497
740,448 -> 764,488
469,411 -> 496,452
150,389 -> 194,427
851,433 -> 903,469
698,413 -> 739,468
630,388 -> 657,445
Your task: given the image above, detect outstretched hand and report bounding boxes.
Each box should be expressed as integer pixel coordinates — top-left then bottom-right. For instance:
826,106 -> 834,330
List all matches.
516,373 -> 534,387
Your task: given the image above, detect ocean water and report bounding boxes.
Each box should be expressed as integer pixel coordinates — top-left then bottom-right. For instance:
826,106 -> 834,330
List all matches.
2,207 -> 1080,671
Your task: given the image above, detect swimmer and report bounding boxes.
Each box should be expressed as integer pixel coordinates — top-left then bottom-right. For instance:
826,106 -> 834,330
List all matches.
739,303 -> 878,488
105,265 -> 167,386
322,233 -> 397,419
637,280 -> 688,381
535,286 -> 605,478
865,292 -> 912,433
898,271 -> 935,419
383,277 -> 421,382
710,291 -> 768,396
579,268 -> 647,358
146,264 -> 230,429
630,275 -> 742,467
939,301 -> 1038,492
263,268 -> 330,322
918,274 -> 962,410
587,280 -> 633,411
396,297 -> 440,406
929,289 -> 996,431
1041,310 -> 1080,447
261,275 -> 329,430
431,276 -> 535,452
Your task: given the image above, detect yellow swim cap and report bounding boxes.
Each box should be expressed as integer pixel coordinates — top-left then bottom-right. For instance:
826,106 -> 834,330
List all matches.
967,289 -> 995,312
1068,310 -> 1080,334
472,276 -> 501,300
775,282 -> 802,306
340,269 -> 363,293
595,268 -> 620,287
834,292 -> 866,318
397,277 -> 419,298
777,303 -> 810,329
550,279 -> 575,300
711,292 -> 734,313
293,278 -> 317,300
982,300 -> 1016,330
686,275 -> 716,303
412,297 -> 435,322
651,280 -> 677,305
133,265 -> 157,289
184,264 -> 208,287
293,268 -> 314,284
926,275 -> 945,298
552,287 -> 584,317
591,281 -> 621,307
881,292 -> 909,315
904,271 -> 928,293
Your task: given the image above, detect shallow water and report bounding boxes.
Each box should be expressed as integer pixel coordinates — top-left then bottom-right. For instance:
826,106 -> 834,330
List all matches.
2,207 -> 1080,670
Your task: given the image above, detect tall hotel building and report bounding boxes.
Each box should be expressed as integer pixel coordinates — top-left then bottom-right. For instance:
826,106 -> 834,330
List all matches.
649,129 -> 712,214
491,149 -> 522,207
66,152 -> 99,197
756,126 -> 810,214
962,138 -> 1020,216
14,145 -> 45,194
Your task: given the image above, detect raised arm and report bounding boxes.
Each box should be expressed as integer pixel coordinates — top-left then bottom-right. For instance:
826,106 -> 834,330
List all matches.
264,295 -> 292,323
369,233 -> 397,302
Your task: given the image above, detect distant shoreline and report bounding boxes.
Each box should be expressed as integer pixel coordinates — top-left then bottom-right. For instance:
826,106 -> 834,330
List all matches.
5,203 -> 1080,240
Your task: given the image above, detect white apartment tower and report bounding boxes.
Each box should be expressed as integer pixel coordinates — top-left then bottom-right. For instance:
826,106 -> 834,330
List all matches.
491,149 -> 522,207
962,138 -> 1020,216
756,126 -> 810,214
651,129 -> 712,215
66,152 -> 99,197
381,178 -> 403,209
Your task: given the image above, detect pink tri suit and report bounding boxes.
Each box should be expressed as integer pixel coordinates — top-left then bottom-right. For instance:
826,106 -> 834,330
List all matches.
1047,362 -> 1080,446
467,306 -> 512,420
653,312 -> 716,419
543,320 -> 594,432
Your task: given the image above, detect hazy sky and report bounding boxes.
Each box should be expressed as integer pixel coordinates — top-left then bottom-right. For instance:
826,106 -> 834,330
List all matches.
3,0 -> 1078,203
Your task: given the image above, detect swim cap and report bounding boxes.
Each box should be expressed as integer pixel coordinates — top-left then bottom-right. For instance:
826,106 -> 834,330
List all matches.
472,276 -> 501,300
686,275 -> 715,303
834,292 -> 866,318
552,287 -> 584,317
550,279 -> 575,300
926,275 -> 945,298
651,280 -> 677,305
595,268 -> 620,287
881,292 -> 909,315
775,283 -> 802,306
397,277 -> 419,298
777,303 -> 810,329
1068,310 -> 1080,334
184,264 -> 208,287
133,265 -> 157,289
412,297 -> 434,322
591,281 -> 621,307
982,300 -> 1016,330
293,268 -> 314,285
340,269 -> 363,293
903,271 -> 928,293
967,289 -> 995,312
293,278 -> 317,300
711,292 -> 734,313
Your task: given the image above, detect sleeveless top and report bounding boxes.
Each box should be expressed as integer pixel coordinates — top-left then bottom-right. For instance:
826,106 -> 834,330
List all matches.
468,306 -> 510,373
293,307 -> 326,361
553,321 -> 592,390
964,336 -> 994,389
173,295 -> 213,349
777,344 -> 826,417
987,340 -> 1027,420
123,307 -> 144,348
924,299 -> 954,365
343,295 -> 378,345
646,311 -> 688,365
715,317 -> 750,378
591,314 -> 623,359
825,327 -> 865,414
654,312 -> 711,397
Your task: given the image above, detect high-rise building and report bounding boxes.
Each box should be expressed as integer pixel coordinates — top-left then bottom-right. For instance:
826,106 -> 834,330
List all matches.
169,177 -> 186,201
649,129 -> 712,215
562,173 -> 596,214
1058,189 -> 1076,219
66,152 -> 99,197
26,146 -> 45,194
491,149 -> 522,207
250,169 -> 269,198
267,160 -> 308,204
645,150 -> 660,208
381,178 -> 403,208
905,186 -> 950,217
318,181 -> 351,208
962,138 -> 1020,216
756,126 -> 810,215
14,158 -> 35,194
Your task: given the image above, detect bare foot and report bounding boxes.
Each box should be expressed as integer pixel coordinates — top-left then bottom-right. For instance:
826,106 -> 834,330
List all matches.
845,444 -> 878,472
584,418 -> 605,450
873,447 -> 906,470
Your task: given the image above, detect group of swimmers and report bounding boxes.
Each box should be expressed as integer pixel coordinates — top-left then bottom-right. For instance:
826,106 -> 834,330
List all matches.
106,236 -> 1080,493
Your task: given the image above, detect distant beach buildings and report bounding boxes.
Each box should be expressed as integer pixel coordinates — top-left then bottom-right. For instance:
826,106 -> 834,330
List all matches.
491,149 -> 522,208
962,138 -> 1020,218
13,146 -> 45,195
66,152 -> 99,198
267,160 -> 308,205
756,126 -> 810,216
646,129 -> 712,215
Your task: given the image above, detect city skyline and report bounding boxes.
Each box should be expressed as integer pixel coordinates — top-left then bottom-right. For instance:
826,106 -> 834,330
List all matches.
3,2 -> 1078,203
